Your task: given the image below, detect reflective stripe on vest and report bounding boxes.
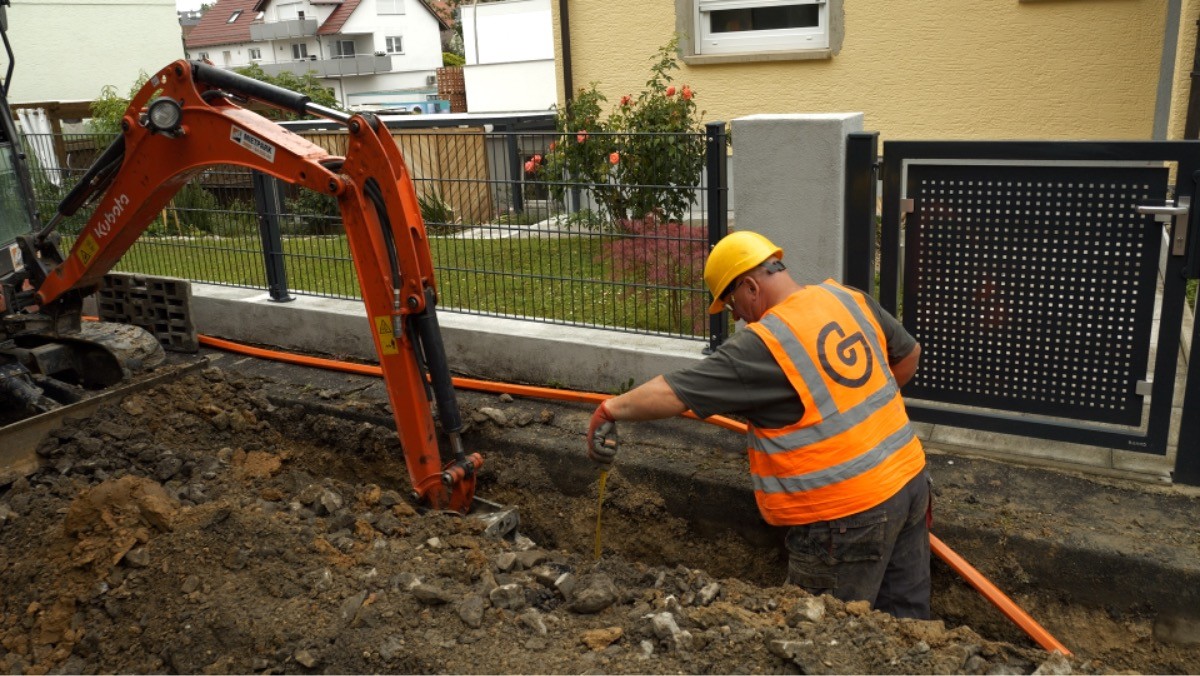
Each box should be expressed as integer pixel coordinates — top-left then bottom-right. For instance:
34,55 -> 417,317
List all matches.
744,280 -> 924,525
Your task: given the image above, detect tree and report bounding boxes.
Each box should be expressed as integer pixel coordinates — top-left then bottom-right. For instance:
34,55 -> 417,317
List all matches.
88,72 -> 151,135
231,64 -> 341,120
536,38 -> 704,226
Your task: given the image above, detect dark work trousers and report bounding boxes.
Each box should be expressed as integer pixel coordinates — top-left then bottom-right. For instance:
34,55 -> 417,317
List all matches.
783,471 -> 932,619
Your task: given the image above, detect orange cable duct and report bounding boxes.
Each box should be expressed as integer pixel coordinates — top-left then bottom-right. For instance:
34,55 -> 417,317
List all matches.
185,331 -> 1069,655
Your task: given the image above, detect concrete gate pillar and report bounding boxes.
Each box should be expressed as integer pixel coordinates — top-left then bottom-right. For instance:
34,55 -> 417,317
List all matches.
730,113 -> 864,285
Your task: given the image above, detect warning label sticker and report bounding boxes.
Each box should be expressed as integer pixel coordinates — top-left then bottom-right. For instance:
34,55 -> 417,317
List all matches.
374,316 -> 399,355
77,234 -> 100,267
230,126 -> 277,163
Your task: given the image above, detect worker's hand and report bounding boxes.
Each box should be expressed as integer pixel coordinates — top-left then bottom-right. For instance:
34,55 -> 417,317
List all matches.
587,401 -> 619,466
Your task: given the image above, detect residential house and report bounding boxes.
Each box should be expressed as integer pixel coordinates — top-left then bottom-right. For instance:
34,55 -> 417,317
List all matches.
3,0 -> 182,104
460,0 -> 555,113
550,0 -> 1200,141
184,0 -> 450,111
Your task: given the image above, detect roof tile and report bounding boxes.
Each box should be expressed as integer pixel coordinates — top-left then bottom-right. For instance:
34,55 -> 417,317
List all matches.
184,0 -> 261,49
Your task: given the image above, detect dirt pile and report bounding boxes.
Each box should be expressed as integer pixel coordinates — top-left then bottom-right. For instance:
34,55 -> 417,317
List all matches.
1,367 -> 1086,674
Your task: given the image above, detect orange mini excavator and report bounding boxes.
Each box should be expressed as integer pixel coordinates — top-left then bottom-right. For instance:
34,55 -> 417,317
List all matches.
0,57 -> 482,514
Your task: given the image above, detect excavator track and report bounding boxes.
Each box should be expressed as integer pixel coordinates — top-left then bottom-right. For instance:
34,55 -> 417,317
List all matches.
0,359 -> 204,487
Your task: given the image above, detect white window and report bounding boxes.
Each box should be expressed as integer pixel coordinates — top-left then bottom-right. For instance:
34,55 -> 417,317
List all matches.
222,50 -> 232,65
198,51 -> 210,61
378,0 -> 405,15
249,48 -> 262,61
693,0 -> 829,55
292,43 -> 309,60
333,40 -> 356,58
227,10 -> 242,23
386,36 -> 403,54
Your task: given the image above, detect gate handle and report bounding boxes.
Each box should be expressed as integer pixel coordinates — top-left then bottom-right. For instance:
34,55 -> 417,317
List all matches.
1138,197 -> 1190,256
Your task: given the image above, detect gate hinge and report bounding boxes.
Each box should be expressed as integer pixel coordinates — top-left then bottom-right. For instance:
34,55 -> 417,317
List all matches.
1135,380 -> 1153,396
1137,196 -> 1190,256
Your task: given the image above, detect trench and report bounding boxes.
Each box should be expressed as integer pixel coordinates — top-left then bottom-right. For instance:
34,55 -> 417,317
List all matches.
266,390 -> 1200,673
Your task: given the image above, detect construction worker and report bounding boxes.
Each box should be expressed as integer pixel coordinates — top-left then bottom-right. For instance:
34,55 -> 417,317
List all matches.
586,231 -> 931,619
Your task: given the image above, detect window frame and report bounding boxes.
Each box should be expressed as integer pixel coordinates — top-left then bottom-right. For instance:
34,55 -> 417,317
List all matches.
248,47 -> 262,61
385,35 -> 403,54
333,39 -> 356,58
377,0 -> 405,15
292,42 -> 309,60
676,0 -> 843,65
226,9 -> 242,23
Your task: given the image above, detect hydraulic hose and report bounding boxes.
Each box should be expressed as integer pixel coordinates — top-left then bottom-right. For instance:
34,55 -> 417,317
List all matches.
186,331 -> 1070,656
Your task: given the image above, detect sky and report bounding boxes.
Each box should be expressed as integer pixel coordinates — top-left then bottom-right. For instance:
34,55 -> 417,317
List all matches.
177,0 -> 207,12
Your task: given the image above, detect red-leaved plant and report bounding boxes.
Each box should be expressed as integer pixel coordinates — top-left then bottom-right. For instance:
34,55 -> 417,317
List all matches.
601,214 -> 709,334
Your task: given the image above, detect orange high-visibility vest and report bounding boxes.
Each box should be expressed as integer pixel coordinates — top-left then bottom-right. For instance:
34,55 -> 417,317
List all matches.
744,280 -> 925,526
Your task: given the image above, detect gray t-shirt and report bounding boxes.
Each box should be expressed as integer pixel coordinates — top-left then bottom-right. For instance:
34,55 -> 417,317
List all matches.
664,288 -> 916,429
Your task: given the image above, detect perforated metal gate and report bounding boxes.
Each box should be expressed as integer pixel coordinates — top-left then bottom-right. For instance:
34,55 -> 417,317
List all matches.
855,141 -> 1200,466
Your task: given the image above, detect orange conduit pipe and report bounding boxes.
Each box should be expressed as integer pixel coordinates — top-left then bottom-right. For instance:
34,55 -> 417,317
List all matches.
178,331 -> 1071,655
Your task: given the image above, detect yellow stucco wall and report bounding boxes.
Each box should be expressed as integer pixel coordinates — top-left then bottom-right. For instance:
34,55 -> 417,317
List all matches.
554,0 -> 1176,141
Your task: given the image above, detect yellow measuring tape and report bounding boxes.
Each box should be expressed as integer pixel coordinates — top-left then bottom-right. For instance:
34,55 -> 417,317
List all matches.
593,469 -> 609,561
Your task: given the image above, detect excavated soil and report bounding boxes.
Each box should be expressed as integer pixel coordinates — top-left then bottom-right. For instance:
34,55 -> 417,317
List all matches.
0,366 -> 1194,674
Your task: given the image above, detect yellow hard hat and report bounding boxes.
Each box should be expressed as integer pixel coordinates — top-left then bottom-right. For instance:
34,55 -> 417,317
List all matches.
704,231 -> 783,314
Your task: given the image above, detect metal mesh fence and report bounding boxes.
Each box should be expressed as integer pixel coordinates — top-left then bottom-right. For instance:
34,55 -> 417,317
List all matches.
22,127 -> 720,340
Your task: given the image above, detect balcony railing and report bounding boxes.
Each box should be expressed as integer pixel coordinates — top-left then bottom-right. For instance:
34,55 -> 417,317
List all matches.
249,18 -> 318,41
258,54 -> 394,78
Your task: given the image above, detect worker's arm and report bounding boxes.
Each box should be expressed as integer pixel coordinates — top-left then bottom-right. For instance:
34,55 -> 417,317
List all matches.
606,375 -> 689,421
586,376 -> 688,465
890,342 -> 921,388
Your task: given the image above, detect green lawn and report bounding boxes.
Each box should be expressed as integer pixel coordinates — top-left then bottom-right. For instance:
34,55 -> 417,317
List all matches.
95,233 -> 711,338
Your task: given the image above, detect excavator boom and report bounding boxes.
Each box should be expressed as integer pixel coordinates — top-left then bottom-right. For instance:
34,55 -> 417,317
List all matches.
22,60 -> 480,512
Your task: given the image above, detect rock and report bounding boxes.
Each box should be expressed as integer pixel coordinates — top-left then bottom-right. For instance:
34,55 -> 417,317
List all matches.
412,584 -> 453,606
293,649 -> 318,668
498,393 -> 514,403
96,421 -> 132,440
378,490 -> 403,508
697,582 -> 721,606
581,627 -> 623,651
514,549 -> 548,570
0,504 -> 15,526
531,563 -> 571,588
489,584 -> 526,611
538,409 -> 555,425
123,547 -> 151,568
519,610 -> 548,635
340,590 -> 368,621
156,455 -> 183,482
318,489 -> 344,516
1032,652 -> 1072,675
393,573 -> 421,591
378,636 -> 404,661
425,537 -> 445,550
375,513 -> 402,536
650,612 -> 693,651
496,552 -> 518,572
457,595 -> 486,628
569,574 -> 618,614
768,638 -> 813,660
514,412 -> 534,427
181,575 -> 201,594
478,407 -> 508,426
785,596 -> 826,625
845,600 -> 872,616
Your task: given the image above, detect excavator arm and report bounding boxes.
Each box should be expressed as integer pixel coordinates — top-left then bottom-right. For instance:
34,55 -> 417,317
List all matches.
23,60 -> 480,512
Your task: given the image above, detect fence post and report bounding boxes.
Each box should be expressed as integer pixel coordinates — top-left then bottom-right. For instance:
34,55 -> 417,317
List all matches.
251,171 -> 293,303
705,121 -> 729,354
843,132 -> 879,295
505,130 -> 525,214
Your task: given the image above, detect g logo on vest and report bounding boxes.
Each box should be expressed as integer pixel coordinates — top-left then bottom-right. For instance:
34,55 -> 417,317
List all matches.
817,322 -> 873,388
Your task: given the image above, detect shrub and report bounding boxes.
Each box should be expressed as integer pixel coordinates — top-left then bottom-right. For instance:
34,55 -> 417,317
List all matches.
537,38 -> 704,229
602,214 -> 708,334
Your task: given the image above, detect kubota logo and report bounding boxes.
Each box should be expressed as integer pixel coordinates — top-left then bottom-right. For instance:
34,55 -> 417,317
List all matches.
93,194 -> 131,239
